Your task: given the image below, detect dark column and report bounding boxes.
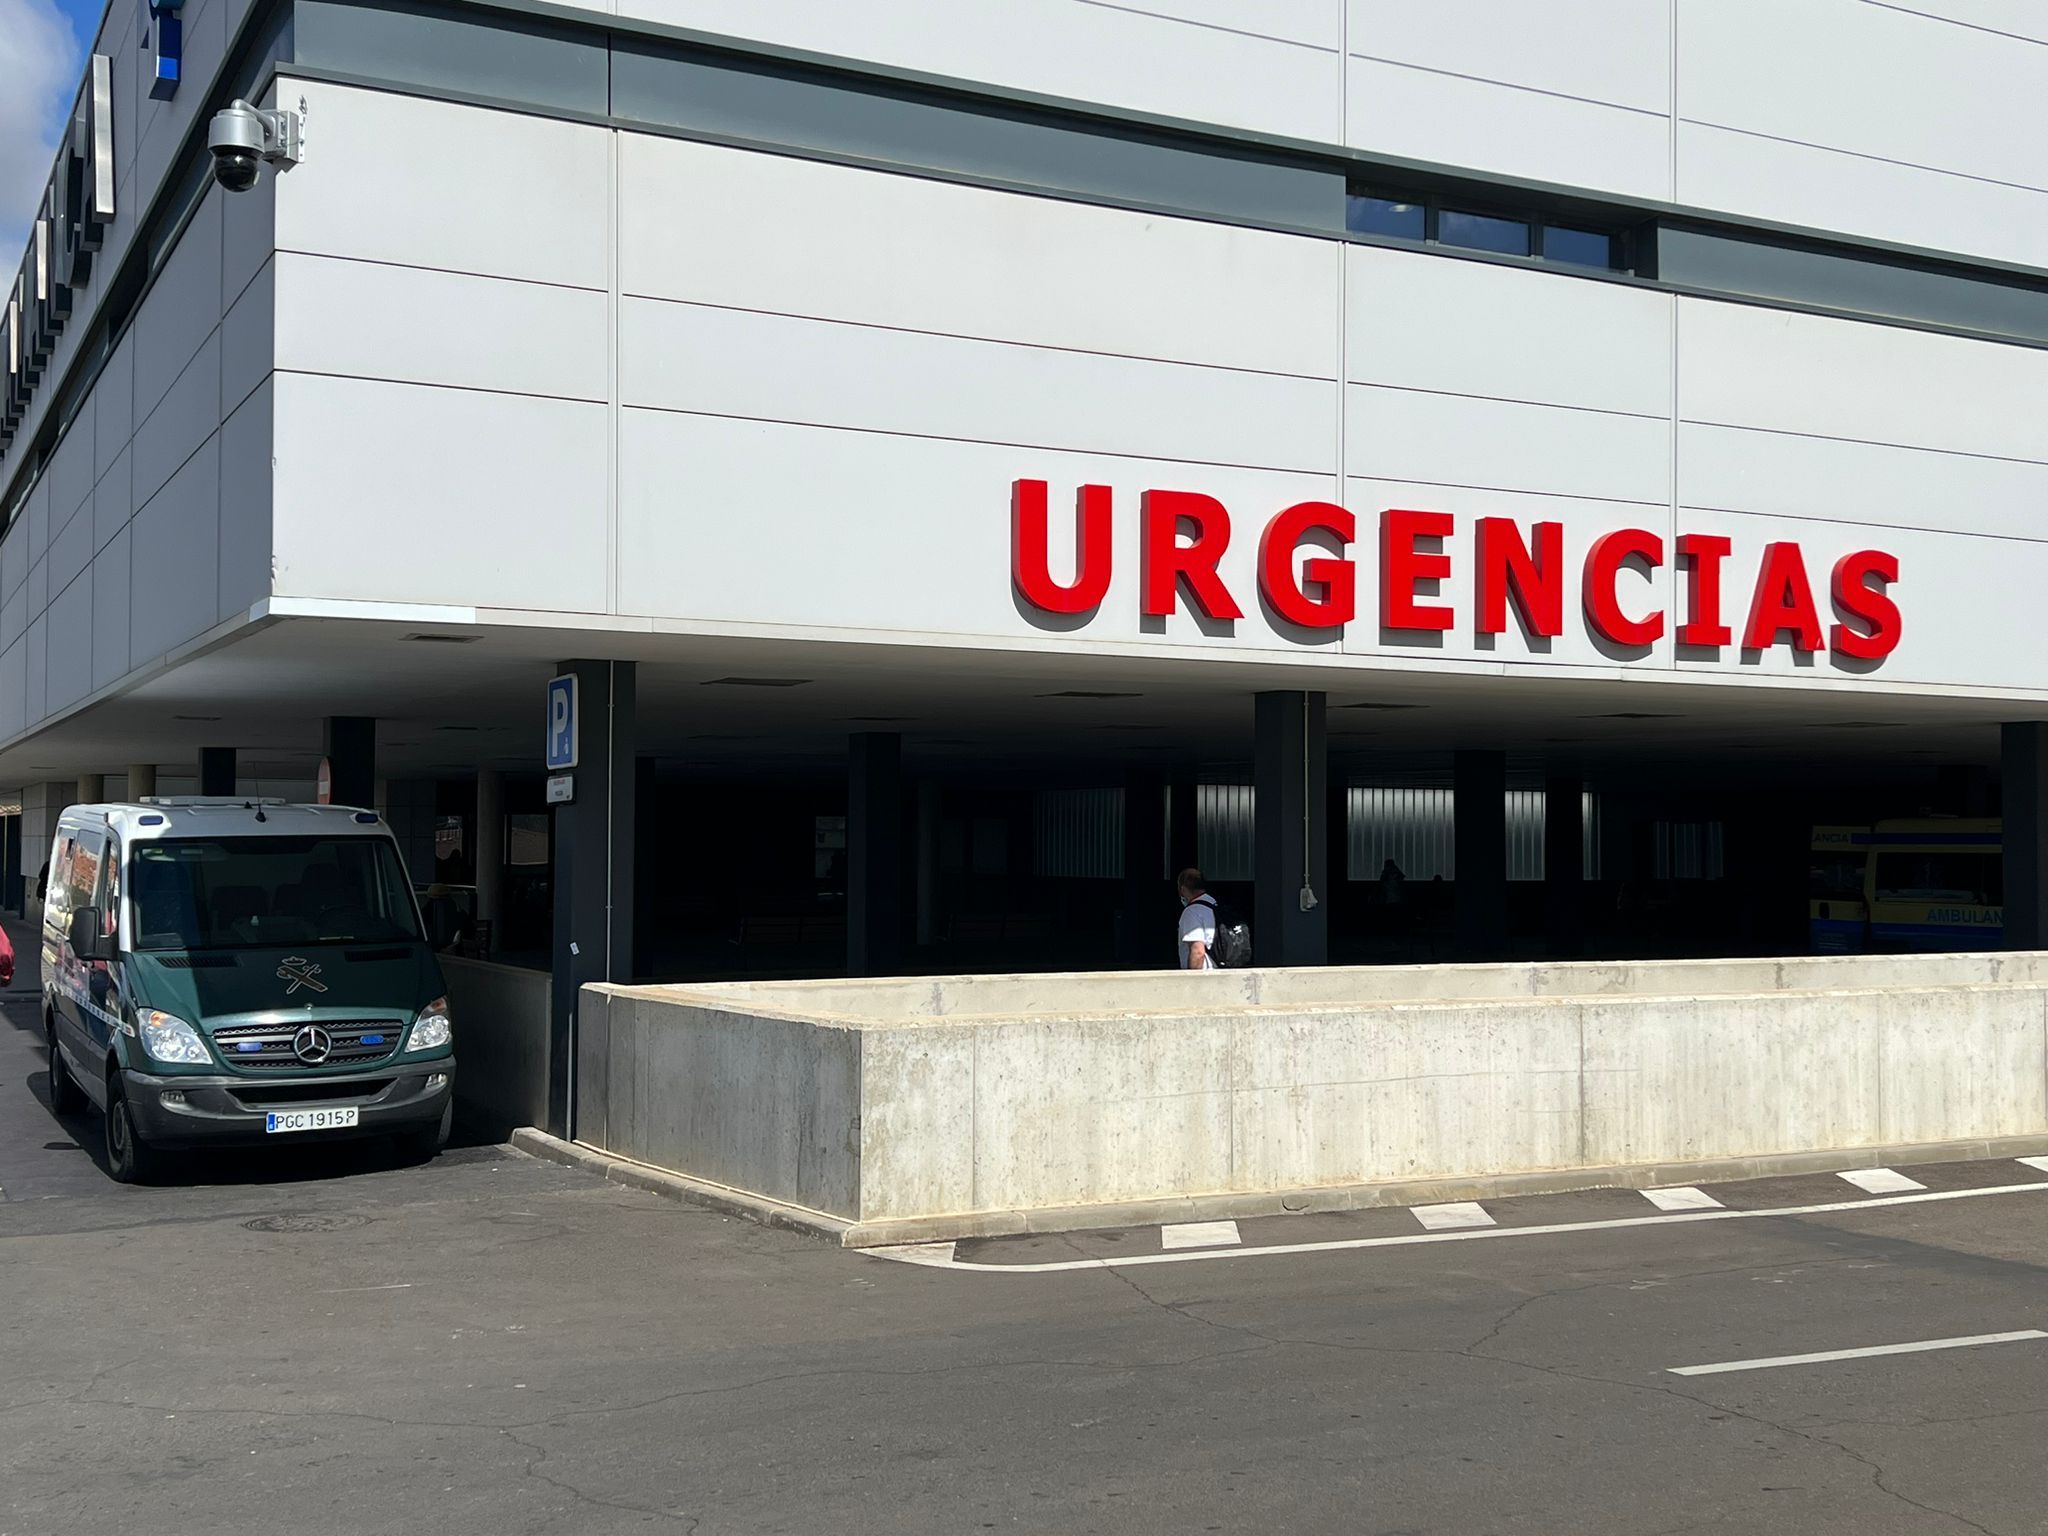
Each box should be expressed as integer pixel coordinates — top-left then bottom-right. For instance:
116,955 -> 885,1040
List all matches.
1937,763 -> 1994,817
1455,749 -> 1508,960
1121,770 -> 1167,967
549,660 -> 637,1139
2004,723 -> 2048,950
633,756 -> 659,979
1254,690 -> 1328,967
848,732 -> 903,976
1544,773 -> 1585,959
199,747 -> 235,797
1169,775 -> 1200,878
323,716 -> 376,809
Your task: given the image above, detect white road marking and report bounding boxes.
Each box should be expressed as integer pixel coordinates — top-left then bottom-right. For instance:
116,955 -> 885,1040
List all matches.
1669,1329 -> 2048,1377
1411,1202 -> 1495,1231
2019,1156 -> 2048,1175
1161,1220 -> 1242,1250
315,1282 -> 414,1293
1837,1167 -> 1926,1194
868,1178 -> 2048,1275
877,1241 -> 957,1268
1642,1186 -> 1724,1212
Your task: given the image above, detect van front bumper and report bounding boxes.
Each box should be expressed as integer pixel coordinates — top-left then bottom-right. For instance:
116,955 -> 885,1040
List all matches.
120,1060 -> 455,1147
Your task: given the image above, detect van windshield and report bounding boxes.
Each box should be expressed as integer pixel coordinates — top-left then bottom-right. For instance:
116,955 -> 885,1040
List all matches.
129,836 -> 423,951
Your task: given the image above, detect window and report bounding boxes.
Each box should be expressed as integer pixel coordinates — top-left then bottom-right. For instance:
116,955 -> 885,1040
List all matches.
1541,224 -> 1613,268
1346,194 -> 1425,239
1808,852 -> 1866,902
1439,209 -> 1530,256
1873,852 -> 2000,906
130,836 -> 424,950
506,814 -> 550,867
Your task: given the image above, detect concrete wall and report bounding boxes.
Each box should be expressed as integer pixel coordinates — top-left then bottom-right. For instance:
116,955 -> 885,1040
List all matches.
575,954 -> 2048,1240
441,955 -> 551,1139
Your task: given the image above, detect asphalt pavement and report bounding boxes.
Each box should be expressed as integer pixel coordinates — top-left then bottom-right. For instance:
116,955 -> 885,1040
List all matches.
3,926 -> 2046,1535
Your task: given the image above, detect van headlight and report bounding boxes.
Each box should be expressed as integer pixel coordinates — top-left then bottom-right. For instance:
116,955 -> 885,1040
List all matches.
139,1010 -> 212,1065
406,996 -> 452,1053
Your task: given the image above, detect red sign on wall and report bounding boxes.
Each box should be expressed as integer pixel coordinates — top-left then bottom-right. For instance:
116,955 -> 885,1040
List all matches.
1010,479 -> 1901,660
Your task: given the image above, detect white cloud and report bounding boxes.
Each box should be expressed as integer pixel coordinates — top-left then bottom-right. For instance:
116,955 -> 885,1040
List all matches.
0,0 -> 84,270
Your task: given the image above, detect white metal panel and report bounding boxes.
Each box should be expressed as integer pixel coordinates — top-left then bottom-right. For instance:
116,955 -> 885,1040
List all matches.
1347,386 -> 1671,506
0,521 -> 21,600
620,299 -> 1338,473
270,374 -> 609,612
94,447 -> 131,555
1679,421 -> 2048,541
1673,506 -> 2048,693
618,134 -> 1342,379
129,437 -> 221,666
24,556 -> 43,634
217,381 -> 272,621
1674,122 -> 2048,269
220,107 -> 278,308
93,334 -> 135,485
608,0 -> 1345,141
1347,0 -> 1671,112
276,254 -> 609,403
46,414 -> 96,533
22,615 -> 43,729
1678,298 -> 2048,463
1679,0 -> 2048,195
91,528 -> 130,692
1876,0 -> 2048,43
131,192 -> 223,423
1346,245 -> 1672,416
277,83 -> 611,292
44,572 -> 93,714
617,407 -> 1340,648
0,636 -> 22,741
1345,57 -> 1671,202
132,333 -> 221,511
220,257 -> 275,417
47,496 -> 93,600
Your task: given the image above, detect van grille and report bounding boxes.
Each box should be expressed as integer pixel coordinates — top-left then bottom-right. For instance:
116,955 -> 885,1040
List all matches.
231,1079 -> 396,1109
211,1020 -> 404,1070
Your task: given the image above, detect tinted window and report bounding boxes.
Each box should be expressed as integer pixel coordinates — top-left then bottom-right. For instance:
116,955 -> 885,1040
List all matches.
1808,852 -> 1864,902
1347,194 -> 1425,239
131,837 -> 424,951
1440,210 -> 1529,256
1542,224 -> 1613,268
1873,852 -> 2001,905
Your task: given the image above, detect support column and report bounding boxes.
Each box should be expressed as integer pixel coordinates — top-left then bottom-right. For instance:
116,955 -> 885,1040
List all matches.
1121,770 -> 1167,967
549,660 -> 637,1139
199,747 -> 235,797
127,764 -> 158,800
474,769 -> 504,957
1455,749 -> 1508,960
323,716 -> 376,809
1254,690 -> 1328,968
2003,723 -> 2048,951
1544,773 -> 1584,959
914,780 -> 940,949
1168,775 -> 1200,877
848,733 -> 903,976
75,774 -> 104,806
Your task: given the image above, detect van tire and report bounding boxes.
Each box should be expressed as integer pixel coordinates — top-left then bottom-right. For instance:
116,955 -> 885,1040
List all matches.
45,1016 -> 85,1117
105,1077 -> 162,1185
398,1100 -> 453,1163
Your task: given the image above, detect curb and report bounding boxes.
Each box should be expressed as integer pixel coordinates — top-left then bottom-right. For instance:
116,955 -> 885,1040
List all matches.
514,1127 -> 2048,1250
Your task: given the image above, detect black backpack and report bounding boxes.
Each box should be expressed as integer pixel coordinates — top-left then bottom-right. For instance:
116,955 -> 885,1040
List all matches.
1197,895 -> 1253,969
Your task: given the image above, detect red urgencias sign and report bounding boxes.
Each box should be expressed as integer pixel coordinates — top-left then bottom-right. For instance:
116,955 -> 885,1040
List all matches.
1010,479 -> 1900,659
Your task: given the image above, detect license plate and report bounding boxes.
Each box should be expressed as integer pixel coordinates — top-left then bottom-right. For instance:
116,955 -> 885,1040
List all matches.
265,1107 -> 361,1134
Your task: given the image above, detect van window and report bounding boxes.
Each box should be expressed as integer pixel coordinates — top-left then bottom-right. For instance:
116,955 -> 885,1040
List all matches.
63,831 -> 105,914
1808,851 -> 1865,901
130,837 -> 423,951
1873,852 -> 2002,906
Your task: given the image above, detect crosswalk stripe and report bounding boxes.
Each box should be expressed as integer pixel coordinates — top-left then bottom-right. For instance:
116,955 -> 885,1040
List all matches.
2018,1156 -> 2048,1175
1642,1185 -> 1724,1212
1412,1201 -> 1494,1231
1161,1220 -> 1242,1250
1837,1167 -> 1925,1194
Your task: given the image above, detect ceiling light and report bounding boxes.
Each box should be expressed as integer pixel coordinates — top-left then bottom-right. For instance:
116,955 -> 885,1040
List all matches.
847,715 -> 916,723
1583,712 -> 1681,720
1338,702 -> 1425,711
174,714 -> 222,722
1039,690 -> 1141,699
403,633 -> 480,644
702,676 -> 811,688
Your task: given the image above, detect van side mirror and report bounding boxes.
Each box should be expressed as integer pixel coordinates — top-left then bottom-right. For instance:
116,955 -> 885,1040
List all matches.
68,907 -> 110,962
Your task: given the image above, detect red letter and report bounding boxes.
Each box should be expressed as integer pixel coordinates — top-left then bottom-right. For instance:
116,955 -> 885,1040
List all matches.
1258,501 -> 1356,628
1675,533 -> 1733,647
1475,518 -> 1563,637
1743,542 -> 1825,651
1011,479 -> 1111,615
1141,489 -> 1243,620
1583,529 -> 1666,646
1381,509 -> 1454,632
1830,549 -> 1901,660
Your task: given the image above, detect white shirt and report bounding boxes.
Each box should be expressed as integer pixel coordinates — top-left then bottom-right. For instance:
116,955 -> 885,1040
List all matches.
1178,896 -> 1217,970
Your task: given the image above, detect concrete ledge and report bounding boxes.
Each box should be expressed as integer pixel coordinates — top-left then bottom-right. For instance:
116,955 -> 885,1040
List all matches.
514,1125 -> 2048,1249
509,1127 -> 854,1244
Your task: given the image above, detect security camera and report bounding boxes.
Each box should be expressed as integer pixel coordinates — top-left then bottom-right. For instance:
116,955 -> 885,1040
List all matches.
207,100 -> 301,192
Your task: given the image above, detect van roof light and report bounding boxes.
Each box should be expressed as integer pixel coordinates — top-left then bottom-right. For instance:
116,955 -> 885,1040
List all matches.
352,812 -> 378,823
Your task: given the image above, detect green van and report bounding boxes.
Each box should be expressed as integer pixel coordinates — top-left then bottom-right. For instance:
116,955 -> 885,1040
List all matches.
41,798 -> 456,1182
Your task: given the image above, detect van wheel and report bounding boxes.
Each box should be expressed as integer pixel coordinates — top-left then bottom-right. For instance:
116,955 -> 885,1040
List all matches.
45,1017 -> 84,1117
398,1100 -> 453,1163
105,1079 -> 162,1185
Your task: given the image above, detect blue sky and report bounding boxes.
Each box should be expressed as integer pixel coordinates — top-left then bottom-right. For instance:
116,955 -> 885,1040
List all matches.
1,0 -> 105,267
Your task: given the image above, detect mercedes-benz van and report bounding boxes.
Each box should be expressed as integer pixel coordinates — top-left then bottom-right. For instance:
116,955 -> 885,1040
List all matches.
41,799 -> 456,1182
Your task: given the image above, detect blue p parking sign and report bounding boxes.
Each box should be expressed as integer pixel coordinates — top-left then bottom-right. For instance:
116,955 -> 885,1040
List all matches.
546,675 -> 578,770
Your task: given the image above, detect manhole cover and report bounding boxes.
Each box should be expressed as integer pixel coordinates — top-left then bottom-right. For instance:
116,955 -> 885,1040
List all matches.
241,1212 -> 368,1233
